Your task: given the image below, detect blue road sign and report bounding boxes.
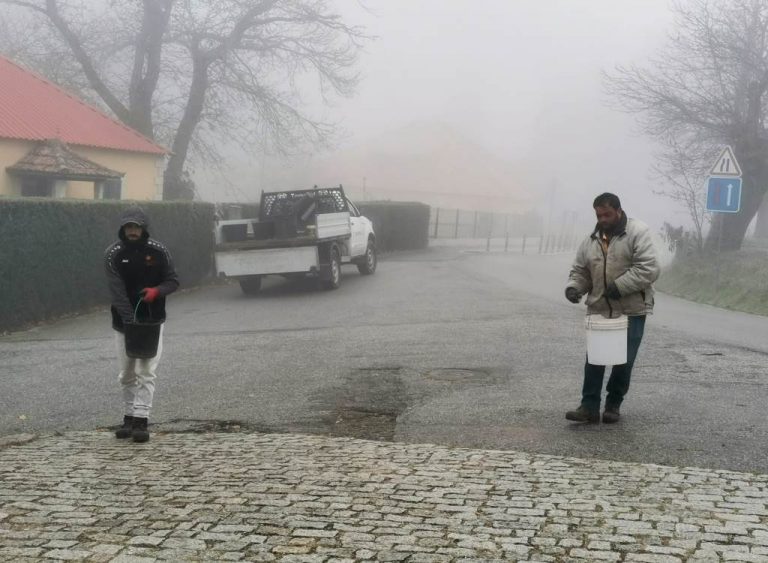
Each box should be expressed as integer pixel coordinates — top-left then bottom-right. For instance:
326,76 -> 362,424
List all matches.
706,176 -> 742,213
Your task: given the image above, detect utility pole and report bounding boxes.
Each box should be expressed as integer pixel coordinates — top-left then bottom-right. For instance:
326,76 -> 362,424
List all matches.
546,179 -> 557,250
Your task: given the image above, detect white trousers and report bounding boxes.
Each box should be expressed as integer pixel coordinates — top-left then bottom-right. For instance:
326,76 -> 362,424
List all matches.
115,326 -> 164,419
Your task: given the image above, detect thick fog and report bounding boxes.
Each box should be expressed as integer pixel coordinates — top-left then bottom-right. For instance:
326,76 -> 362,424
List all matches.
198,0 -> 678,231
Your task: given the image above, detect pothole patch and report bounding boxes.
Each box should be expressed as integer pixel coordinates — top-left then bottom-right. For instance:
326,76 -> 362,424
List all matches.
300,368 -> 410,442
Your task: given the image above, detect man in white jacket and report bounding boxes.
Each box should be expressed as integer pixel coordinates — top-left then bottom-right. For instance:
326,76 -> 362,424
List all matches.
564,193 -> 660,423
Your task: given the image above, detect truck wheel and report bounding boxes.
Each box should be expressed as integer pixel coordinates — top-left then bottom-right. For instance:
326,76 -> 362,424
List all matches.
357,239 -> 377,275
323,246 -> 341,290
239,275 -> 262,294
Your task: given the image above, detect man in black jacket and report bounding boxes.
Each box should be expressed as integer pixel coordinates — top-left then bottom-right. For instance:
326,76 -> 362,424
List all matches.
105,207 -> 179,442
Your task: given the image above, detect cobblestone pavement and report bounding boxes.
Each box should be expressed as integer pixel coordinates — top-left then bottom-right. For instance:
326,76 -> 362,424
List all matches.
1,431 -> 768,562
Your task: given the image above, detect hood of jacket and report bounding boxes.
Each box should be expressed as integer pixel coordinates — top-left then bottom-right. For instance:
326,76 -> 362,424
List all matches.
118,206 -> 150,242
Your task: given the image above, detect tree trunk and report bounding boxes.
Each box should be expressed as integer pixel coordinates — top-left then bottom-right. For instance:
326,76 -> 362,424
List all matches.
163,54 -> 209,200
127,0 -> 173,139
705,161 -> 768,250
705,90 -> 768,251
755,193 -> 768,239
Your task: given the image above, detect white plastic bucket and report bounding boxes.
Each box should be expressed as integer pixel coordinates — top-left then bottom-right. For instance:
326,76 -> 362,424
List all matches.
585,315 -> 628,365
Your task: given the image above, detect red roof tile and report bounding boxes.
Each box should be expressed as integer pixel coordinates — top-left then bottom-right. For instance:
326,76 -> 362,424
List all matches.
0,55 -> 166,155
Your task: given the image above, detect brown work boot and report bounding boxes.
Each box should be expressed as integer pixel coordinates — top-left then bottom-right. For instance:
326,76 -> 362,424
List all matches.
602,405 -> 621,424
565,405 -> 599,423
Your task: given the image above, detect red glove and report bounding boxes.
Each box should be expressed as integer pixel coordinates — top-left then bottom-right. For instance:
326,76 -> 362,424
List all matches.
140,287 -> 160,303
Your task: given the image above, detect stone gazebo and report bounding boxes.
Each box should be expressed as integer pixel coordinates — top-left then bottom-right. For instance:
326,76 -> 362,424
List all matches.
6,139 -> 124,199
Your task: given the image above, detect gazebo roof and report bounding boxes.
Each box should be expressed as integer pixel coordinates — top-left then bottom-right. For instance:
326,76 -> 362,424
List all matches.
6,139 -> 124,181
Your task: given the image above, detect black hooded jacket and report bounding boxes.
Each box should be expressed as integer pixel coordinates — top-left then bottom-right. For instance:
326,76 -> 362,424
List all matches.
104,207 -> 179,331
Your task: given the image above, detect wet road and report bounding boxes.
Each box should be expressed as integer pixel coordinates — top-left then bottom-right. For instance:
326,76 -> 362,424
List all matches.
1,242 -> 767,473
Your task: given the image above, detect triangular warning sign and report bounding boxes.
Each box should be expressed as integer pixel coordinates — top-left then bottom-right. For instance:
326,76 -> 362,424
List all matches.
710,146 -> 742,177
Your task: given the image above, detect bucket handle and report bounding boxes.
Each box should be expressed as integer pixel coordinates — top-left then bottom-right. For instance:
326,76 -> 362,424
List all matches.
133,296 -> 154,323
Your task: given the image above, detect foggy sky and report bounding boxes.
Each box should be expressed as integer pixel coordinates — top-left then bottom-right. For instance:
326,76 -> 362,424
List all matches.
202,0 -> 683,231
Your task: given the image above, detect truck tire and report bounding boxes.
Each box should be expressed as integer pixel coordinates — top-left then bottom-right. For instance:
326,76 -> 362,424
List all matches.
357,238 -> 377,275
322,245 -> 341,290
239,275 -> 262,294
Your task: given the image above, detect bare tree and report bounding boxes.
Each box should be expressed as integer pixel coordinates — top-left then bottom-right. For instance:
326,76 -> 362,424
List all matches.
652,134 -> 710,252
0,0 -> 367,200
606,0 -> 768,251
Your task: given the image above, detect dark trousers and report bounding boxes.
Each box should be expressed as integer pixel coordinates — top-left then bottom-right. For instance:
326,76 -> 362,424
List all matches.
581,315 -> 646,412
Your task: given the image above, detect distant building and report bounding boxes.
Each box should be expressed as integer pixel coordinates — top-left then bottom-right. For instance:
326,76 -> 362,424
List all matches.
309,122 -> 534,215
0,55 -> 166,200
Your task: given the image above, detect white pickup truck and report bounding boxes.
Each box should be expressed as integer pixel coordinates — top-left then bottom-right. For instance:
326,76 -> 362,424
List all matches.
214,186 -> 377,294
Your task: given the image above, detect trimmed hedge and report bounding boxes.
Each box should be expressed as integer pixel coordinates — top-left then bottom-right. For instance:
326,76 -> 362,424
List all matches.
0,199 -> 215,333
356,201 -> 430,252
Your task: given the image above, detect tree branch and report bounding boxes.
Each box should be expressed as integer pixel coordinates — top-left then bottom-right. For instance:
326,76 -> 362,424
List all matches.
43,0 -> 130,122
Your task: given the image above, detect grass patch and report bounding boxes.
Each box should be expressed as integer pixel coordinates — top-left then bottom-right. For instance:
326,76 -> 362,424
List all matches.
657,247 -> 768,316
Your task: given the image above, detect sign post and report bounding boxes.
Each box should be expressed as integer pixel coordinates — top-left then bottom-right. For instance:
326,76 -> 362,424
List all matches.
705,146 -> 742,285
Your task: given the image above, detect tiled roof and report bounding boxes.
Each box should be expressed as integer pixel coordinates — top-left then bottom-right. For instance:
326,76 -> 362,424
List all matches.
7,139 -> 123,180
0,55 -> 166,155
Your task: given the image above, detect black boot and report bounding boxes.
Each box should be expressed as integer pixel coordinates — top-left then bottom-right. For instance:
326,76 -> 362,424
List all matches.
603,405 -> 621,424
132,417 -> 150,443
115,415 -> 134,439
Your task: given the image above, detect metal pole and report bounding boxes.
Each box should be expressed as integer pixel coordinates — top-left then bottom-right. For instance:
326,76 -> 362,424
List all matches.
433,207 -> 440,239
538,235 -> 543,254
716,214 -> 723,288
522,234 -> 527,255
557,210 -> 567,251
570,211 -> 578,250
486,236 -> 491,252
504,232 -> 509,252
454,209 -> 460,238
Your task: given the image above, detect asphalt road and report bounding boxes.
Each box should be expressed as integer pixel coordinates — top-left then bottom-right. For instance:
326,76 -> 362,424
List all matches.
2,241 -> 767,473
